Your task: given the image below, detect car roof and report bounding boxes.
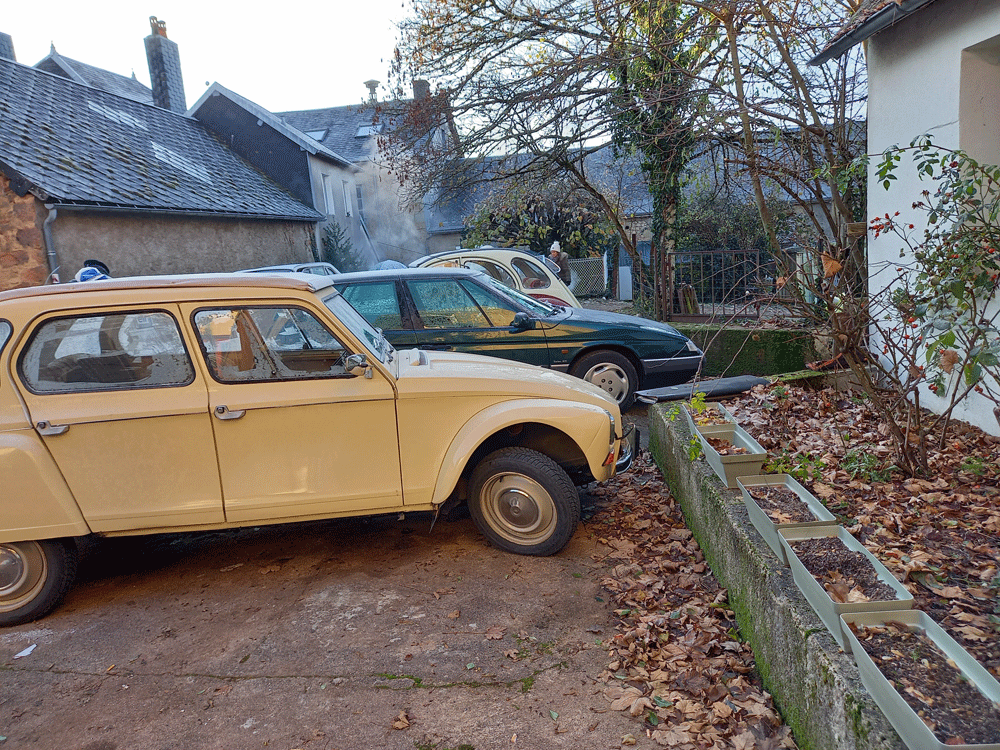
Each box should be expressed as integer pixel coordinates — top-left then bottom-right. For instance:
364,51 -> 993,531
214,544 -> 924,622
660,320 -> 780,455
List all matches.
332,267 -> 483,283
0,273 -> 335,304
410,247 -> 547,266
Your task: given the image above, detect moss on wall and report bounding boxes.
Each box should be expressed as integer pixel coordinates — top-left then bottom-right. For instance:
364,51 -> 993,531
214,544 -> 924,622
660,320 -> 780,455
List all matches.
672,324 -> 819,377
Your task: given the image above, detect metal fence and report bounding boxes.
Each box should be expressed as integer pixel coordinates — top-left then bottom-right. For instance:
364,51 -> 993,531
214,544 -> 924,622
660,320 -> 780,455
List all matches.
568,255 -> 606,297
627,249 -> 797,322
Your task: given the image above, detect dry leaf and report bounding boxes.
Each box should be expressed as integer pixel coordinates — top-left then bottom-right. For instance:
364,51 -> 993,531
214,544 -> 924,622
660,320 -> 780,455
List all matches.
447,609 -> 460,619
391,711 -> 410,730
939,349 -> 960,373
485,626 -> 506,640
821,253 -> 843,278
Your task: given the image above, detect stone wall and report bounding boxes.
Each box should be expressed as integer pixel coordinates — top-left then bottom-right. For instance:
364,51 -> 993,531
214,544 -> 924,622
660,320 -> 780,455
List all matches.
0,175 -> 49,291
49,211 -> 315,278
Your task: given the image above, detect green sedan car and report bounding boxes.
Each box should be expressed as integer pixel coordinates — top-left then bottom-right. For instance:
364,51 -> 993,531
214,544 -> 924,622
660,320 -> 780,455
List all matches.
333,267 -> 703,410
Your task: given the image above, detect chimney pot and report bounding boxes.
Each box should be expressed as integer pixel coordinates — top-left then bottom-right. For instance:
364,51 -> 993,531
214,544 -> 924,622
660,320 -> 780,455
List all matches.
363,79 -> 379,103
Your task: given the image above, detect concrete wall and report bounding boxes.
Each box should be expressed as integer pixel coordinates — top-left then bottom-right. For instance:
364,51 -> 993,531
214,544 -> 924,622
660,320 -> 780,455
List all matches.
647,407 -> 906,750
0,176 -> 49,291
673,324 -> 820,377
48,211 -> 315,278
867,0 -> 1000,436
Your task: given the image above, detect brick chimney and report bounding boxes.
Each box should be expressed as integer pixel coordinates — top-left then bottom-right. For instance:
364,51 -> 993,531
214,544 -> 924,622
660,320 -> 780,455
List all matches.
412,79 -> 430,101
144,16 -> 186,113
0,33 -> 15,61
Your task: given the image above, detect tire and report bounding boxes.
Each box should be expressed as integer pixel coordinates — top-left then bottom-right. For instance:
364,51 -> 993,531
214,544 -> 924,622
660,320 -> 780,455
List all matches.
0,539 -> 78,627
468,447 -> 580,556
570,350 -> 639,411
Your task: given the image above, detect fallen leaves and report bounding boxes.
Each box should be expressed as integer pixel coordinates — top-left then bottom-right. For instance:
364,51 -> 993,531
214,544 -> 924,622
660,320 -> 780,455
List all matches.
724,383 -> 1000,682
391,710 -> 410,730
588,456 -> 797,749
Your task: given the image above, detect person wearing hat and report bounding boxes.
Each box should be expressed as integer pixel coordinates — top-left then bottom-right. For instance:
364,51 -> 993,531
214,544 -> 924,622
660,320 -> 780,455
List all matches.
549,241 -> 571,285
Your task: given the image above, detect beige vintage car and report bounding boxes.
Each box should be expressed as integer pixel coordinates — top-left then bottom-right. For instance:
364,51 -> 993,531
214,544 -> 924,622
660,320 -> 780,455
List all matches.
0,274 -> 635,626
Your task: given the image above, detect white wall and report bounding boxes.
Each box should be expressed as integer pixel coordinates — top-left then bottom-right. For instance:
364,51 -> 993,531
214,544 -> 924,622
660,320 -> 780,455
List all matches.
866,0 -> 1000,436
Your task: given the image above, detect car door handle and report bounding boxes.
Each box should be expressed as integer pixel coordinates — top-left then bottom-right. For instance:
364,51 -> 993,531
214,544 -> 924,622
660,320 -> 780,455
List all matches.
36,420 -> 69,436
214,405 -> 246,420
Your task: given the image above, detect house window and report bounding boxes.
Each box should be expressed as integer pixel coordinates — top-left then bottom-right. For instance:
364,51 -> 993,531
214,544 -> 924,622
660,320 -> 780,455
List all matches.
322,174 -> 336,216
355,124 -> 380,138
356,184 -> 365,220
305,129 -> 327,141
342,181 -> 353,218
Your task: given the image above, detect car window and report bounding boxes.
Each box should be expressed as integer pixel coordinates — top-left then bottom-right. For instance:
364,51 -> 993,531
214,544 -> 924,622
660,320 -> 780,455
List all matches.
338,281 -> 405,330
465,260 -> 517,289
322,291 -> 393,363
476,274 -> 557,316
194,306 -> 350,383
19,311 -> 195,393
0,320 -> 10,353
460,280 -> 520,327
511,258 -> 552,290
406,279 -> 491,329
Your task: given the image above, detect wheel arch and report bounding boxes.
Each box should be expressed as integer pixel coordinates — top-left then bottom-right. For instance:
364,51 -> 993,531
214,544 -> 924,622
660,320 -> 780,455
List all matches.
430,399 -> 612,506
568,344 -> 644,381
0,430 -> 90,545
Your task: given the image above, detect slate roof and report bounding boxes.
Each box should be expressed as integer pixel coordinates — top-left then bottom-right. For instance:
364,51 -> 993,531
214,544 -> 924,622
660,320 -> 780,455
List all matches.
34,47 -> 154,105
278,102 -> 384,164
811,0 -> 940,65
189,83 -> 356,169
0,59 -> 322,221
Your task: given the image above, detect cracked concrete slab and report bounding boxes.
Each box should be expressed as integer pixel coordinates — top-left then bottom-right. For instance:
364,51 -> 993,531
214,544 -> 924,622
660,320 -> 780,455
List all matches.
1,500 -> 648,750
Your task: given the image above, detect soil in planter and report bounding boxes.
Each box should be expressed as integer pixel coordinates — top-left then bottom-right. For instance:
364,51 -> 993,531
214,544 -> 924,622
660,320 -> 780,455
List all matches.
790,537 -> 898,603
850,622 -> 1000,745
688,408 -> 729,426
747,486 -> 815,524
705,436 -> 748,455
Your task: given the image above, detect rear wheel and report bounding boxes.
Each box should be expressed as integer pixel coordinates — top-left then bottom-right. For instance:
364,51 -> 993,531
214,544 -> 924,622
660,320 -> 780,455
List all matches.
571,350 -> 639,410
0,539 -> 78,627
469,447 -> 580,556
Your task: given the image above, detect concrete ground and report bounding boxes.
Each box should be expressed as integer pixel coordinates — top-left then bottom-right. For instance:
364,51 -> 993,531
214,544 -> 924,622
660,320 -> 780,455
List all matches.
0,487 -> 652,750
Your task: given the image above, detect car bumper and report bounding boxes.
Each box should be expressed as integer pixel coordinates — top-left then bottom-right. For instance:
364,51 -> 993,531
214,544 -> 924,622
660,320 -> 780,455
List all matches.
641,352 -> 704,376
615,423 -> 638,474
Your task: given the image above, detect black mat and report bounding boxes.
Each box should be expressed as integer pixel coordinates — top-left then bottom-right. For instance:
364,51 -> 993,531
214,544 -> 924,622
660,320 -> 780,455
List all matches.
636,375 -> 770,402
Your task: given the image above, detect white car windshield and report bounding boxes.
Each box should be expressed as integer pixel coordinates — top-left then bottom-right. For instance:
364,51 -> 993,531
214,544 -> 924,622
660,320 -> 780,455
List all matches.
476,274 -> 559,316
321,290 -> 394,363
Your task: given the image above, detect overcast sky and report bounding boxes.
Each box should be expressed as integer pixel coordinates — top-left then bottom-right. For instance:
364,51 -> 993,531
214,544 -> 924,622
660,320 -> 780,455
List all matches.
3,1 -> 409,113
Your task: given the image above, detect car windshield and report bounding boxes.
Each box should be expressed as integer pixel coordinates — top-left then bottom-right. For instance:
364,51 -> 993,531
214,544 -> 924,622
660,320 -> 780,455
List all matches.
476,274 -> 559,316
321,290 -> 394,364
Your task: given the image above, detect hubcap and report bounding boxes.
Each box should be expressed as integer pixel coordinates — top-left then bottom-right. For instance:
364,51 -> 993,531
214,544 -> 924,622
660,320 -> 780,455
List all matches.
0,542 -> 46,612
480,472 -> 556,544
583,363 -> 629,403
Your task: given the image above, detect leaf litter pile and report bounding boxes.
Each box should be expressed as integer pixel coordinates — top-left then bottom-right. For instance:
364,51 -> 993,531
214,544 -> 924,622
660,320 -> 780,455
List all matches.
704,436 -> 748,456
586,456 -> 797,749
728,383 -> 1000,737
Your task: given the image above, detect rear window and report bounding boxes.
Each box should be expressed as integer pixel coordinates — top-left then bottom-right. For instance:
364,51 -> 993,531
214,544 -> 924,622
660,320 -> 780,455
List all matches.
19,311 -> 195,394
0,321 -> 10,353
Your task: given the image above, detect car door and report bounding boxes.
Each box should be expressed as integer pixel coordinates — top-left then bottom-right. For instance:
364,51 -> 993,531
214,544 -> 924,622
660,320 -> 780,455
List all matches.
183,302 -> 403,523
403,277 -> 550,367
337,280 -> 419,351
15,306 -> 224,532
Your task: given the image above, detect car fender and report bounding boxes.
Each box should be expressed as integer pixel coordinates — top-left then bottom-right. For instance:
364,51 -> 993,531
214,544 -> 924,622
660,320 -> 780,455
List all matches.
0,429 -> 90,544
430,398 -> 613,506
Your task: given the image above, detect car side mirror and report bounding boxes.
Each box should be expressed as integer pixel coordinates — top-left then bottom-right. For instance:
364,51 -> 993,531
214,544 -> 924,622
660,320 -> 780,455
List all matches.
511,312 -> 536,331
345,352 -> 372,378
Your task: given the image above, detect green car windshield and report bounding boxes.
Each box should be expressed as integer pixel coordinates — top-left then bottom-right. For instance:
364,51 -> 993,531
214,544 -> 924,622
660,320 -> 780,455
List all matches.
321,290 -> 394,364
476,274 -> 559,317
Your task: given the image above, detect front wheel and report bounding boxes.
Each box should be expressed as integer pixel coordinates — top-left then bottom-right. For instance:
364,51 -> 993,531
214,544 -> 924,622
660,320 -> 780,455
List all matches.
468,448 -> 580,556
0,539 -> 78,627
571,350 -> 639,410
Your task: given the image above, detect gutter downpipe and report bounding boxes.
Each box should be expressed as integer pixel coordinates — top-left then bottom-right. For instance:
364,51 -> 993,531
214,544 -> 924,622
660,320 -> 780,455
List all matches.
42,203 -> 61,284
